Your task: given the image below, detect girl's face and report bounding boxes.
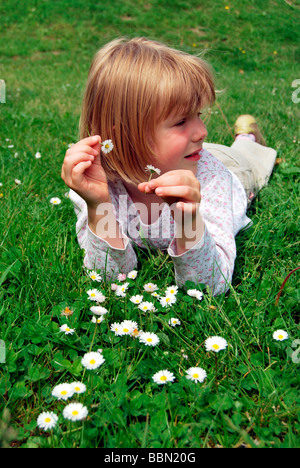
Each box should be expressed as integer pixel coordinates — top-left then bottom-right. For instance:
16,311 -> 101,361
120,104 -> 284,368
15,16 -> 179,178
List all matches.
152,111 -> 208,174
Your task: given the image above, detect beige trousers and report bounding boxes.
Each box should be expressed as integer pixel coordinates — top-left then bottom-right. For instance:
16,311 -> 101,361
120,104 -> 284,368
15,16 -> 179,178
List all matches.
203,139 -> 277,207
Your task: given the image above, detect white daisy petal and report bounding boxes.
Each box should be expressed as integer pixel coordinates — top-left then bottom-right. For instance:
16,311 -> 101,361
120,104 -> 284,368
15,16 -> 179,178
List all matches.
59,324 -> 75,335
52,383 -> 74,401
186,367 -> 207,383
145,165 -> 161,175
81,351 -> 105,370
273,330 -> 289,341
139,331 -> 160,347
101,139 -> 114,154
50,197 -> 61,205
63,403 -> 88,421
152,369 -> 175,385
37,412 -> 58,431
168,317 -> 181,327
205,336 -> 228,353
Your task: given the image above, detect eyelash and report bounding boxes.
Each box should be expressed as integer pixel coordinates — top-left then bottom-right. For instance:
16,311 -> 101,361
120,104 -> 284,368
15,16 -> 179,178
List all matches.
175,113 -> 203,126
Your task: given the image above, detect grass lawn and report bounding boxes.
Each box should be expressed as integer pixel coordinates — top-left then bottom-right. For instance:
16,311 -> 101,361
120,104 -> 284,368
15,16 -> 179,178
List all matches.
0,0 -> 299,448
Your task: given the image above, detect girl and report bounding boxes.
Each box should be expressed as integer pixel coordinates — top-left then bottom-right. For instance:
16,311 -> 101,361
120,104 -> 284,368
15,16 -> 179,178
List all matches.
61,37 -> 276,295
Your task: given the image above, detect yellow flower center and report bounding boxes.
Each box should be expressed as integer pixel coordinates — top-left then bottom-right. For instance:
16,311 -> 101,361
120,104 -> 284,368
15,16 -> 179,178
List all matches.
123,328 -> 129,333
45,417 -> 51,423
91,293 -> 95,297
105,144 -> 110,149
212,344 -> 219,350
61,390 -> 67,395
74,387 -> 80,392
278,335 -> 283,340
90,359 -> 96,365
72,411 -> 79,416
193,373 -> 199,379
91,275 -> 96,279
160,375 -> 167,381
65,328 -> 70,332
147,338 -> 153,342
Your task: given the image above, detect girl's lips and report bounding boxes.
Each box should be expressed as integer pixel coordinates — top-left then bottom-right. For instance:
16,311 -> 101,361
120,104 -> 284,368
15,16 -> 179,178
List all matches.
184,150 -> 202,161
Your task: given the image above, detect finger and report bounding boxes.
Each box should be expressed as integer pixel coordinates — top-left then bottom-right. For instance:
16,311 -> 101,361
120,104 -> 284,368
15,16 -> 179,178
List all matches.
66,144 -> 99,158
71,160 -> 93,185
154,185 -> 201,203
79,135 -> 101,148
64,152 -> 95,171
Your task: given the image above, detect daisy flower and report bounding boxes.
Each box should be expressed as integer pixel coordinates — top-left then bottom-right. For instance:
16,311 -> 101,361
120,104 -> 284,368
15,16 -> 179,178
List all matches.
111,283 -> 118,291
205,336 -> 228,353
50,197 -> 61,205
160,295 -> 176,307
63,403 -> 88,422
110,322 -> 123,336
90,305 -> 108,315
91,316 -> 104,324
131,328 -> 140,338
139,331 -> 160,347
152,369 -> 175,385
186,367 -> 207,383
145,165 -> 161,175
117,273 -> 127,281
71,382 -> 87,395
35,152 -> 41,159
127,270 -> 138,279
130,294 -> 143,304
101,139 -> 114,154
138,301 -> 155,312
61,306 -> 74,317
120,320 -> 138,335
81,351 -> 105,370
115,282 -> 129,296
88,270 -> 102,282
151,292 -> 160,298
52,383 -> 74,401
14,179 -> 21,185
273,330 -> 289,341
143,282 -> 158,292
165,285 -> 178,295
37,412 -> 58,431
59,324 -> 75,335
168,317 -> 181,327
187,289 -> 203,300
87,289 -> 105,303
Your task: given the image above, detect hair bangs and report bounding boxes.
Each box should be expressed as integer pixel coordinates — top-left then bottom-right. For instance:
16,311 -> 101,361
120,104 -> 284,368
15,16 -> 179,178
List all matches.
156,53 -> 215,123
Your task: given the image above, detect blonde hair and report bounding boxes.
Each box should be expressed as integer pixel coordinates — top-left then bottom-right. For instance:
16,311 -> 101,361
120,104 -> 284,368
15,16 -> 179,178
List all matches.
80,37 -> 215,184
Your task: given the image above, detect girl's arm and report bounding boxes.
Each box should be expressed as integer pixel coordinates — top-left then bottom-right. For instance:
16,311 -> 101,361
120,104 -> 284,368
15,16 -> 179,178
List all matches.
62,136 -> 137,277
69,189 -> 138,278
168,169 -> 237,295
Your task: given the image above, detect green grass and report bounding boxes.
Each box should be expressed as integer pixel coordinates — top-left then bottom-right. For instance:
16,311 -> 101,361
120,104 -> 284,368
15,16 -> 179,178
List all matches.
0,0 -> 299,448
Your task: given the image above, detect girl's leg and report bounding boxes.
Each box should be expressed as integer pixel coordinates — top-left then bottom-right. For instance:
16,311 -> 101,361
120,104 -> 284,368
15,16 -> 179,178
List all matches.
203,115 -> 277,207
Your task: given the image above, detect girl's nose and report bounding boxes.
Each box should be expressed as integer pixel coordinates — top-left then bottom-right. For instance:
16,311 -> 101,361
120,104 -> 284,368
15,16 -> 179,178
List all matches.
191,117 -> 208,143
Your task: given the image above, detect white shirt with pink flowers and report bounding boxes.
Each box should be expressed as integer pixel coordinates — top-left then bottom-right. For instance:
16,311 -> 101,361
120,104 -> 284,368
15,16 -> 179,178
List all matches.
69,149 -> 251,295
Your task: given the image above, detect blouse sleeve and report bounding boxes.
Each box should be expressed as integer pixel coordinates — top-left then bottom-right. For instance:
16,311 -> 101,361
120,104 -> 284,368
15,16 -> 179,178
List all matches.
68,189 -> 138,279
167,169 -> 237,295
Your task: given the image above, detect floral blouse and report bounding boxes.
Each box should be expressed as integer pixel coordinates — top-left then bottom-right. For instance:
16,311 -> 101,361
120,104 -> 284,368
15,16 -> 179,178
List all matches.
69,149 -> 251,295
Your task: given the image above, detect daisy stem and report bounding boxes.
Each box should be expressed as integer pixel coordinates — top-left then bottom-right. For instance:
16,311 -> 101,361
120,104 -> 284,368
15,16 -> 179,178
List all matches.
89,323 -> 98,353
144,174 -> 153,193
215,354 -> 219,393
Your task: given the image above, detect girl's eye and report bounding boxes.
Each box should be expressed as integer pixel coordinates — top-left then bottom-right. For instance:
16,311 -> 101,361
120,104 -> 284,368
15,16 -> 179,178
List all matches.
175,119 -> 186,126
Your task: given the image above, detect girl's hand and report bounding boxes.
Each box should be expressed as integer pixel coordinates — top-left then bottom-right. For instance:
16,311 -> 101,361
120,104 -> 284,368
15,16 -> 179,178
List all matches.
138,170 -> 201,223
61,135 -> 111,208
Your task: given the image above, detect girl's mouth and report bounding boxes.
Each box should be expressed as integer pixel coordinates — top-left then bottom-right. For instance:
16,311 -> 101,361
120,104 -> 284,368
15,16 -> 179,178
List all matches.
184,150 -> 202,161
